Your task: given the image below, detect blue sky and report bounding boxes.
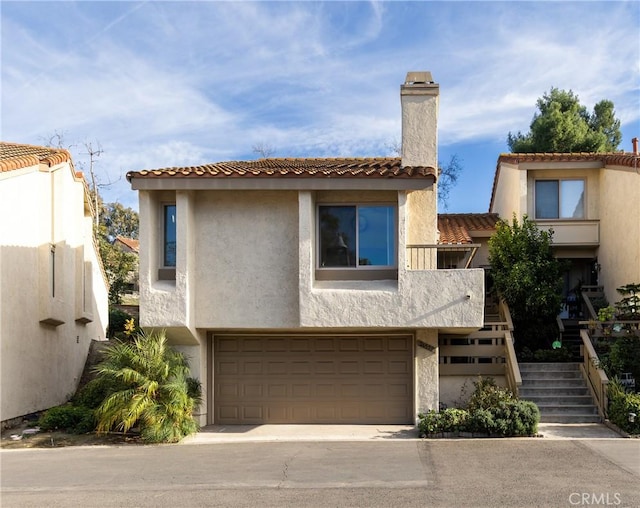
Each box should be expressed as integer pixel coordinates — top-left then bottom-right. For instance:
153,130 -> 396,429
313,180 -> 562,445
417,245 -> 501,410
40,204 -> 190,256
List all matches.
3,1 -> 639,212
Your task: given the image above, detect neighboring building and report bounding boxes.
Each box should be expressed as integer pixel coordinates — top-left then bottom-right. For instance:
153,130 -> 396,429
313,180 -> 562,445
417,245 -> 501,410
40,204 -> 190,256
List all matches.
114,236 -> 139,254
0,142 -> 109,426
127,72 -> 485,425
490,149 -> 640,310
114,236 -> 140,294
437,213 -> 500,270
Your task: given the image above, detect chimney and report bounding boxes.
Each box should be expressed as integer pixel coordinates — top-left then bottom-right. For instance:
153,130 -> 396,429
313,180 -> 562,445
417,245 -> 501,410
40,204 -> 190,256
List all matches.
400,71 -> 439,169
632,137 -> 639,155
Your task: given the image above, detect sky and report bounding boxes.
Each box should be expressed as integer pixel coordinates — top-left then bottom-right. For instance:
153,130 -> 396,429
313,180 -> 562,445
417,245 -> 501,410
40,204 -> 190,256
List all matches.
2,1 -> 639,212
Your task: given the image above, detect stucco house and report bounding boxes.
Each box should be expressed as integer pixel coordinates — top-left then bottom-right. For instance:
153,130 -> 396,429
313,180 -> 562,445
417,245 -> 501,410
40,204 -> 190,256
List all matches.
127,72 -> 486,425
0,142 -> 109,427
490,148 -> 640,310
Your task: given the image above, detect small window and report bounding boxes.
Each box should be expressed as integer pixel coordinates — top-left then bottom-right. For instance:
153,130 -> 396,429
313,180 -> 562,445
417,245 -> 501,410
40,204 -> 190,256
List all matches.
318,205 -> 396,269
164,204 -> 176,267
535,179 -> 584,219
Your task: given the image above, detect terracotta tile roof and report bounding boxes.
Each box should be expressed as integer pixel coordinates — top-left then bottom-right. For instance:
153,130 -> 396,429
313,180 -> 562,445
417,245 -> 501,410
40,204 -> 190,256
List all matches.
490,151 -> 640,211
126,157 -> 437,181
115,236 -> 139,253
0,141 -> 72,172
438,213 -> 500,244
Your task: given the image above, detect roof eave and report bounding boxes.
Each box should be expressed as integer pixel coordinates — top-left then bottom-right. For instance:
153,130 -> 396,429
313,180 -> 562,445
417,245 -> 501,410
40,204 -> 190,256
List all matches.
128,175 -> 436,192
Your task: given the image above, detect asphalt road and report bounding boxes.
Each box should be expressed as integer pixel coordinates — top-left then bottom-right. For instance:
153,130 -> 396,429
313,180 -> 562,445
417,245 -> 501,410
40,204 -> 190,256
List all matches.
1,440 -> 639,508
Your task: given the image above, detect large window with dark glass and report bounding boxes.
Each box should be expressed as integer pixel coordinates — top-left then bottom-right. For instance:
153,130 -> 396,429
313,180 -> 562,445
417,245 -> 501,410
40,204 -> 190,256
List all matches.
318,205 -> 396,269
535,179 -> 584,219
164,204 -> 176,267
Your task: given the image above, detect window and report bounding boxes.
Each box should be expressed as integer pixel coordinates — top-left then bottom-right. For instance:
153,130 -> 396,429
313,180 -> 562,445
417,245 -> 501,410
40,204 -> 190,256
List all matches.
318,205 -> 396,269
164,204 -> 176,267
535,179 -> 584,219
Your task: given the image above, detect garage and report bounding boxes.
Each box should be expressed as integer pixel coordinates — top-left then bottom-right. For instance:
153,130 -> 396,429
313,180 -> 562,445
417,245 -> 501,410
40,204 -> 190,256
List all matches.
212,335 -> 414,424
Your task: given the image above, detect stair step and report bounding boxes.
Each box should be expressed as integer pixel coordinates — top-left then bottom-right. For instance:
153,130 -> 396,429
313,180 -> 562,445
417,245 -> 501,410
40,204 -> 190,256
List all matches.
521,395 -> 594,405
534,404 -> 599,415
539,414 -> 602,423
519,387 -> 589,397
519,362 -> 581,371
520,379 -> 587,388
520,370 -> 582,379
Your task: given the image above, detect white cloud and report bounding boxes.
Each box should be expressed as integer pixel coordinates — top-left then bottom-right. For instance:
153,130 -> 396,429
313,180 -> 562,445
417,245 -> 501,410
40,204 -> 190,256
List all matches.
2,1 -> 638,211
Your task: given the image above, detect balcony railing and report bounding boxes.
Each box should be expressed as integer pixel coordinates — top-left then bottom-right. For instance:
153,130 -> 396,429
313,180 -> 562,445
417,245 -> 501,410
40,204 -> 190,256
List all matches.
406,244 -> 480,270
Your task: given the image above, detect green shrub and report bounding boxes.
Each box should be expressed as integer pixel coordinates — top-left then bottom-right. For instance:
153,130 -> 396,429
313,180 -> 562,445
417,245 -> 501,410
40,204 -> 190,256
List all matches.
466,377 -> 515,411
72,376 -> 128,409
38,405 -> 95,434
467,408 -> 494,433
94,331 -> 200,443
418,378 -> 539,437
608,380 -> 640,435
608,337 -> 640,382
418,408 -> 470,435
107,308 -> 134,339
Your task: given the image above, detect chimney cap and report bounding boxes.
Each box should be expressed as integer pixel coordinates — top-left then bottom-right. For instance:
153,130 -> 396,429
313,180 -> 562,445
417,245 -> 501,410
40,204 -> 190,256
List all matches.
405,71 -> 434,85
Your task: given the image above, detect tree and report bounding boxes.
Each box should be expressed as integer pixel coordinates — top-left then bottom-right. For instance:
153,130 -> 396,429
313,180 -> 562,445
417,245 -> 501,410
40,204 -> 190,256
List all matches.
97,199 -> 139,305
94,330 -> 201,443
437,154 -> 462,210
252,142 -> 275,158
386,140 -> 462,209
488,215 -> 566,352
507,88 -> 622,153
101,201 -> 139,240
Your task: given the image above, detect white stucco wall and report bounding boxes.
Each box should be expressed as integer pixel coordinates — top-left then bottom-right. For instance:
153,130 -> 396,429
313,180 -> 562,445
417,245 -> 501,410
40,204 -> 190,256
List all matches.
0,163 -> 108,423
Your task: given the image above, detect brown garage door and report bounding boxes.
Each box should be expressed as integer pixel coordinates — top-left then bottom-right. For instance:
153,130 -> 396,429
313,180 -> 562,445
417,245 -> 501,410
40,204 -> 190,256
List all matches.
213,335 -> 413,424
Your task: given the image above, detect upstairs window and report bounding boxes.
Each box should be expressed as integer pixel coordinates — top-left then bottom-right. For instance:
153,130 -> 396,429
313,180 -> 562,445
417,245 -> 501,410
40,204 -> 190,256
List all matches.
318,205 -> 396,270
164,204 -> 176,267
535,179 -> 584,219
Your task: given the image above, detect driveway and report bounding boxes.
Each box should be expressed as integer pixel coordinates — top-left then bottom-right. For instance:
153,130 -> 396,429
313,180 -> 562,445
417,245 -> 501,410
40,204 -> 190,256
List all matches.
2,438 -> 638,507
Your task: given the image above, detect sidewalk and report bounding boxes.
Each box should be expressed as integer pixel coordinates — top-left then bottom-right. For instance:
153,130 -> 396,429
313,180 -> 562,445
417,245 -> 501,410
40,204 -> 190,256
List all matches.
182,422 -> 626,445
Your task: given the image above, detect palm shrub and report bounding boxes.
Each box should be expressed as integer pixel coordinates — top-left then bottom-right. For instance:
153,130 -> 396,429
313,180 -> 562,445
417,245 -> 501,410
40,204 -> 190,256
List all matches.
94,330 -> 201,443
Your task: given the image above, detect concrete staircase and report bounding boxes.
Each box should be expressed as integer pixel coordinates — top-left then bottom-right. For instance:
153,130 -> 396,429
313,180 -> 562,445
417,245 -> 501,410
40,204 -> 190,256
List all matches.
519,363 -> 601,423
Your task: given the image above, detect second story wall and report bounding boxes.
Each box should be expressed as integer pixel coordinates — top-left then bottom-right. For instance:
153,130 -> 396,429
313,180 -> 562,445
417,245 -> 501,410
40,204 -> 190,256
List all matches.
598,167 -> 640,304
193,190 -> 300,328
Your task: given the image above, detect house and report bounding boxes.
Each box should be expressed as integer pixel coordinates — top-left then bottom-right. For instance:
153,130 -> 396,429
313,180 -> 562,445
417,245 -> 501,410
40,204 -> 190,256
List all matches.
127,72 -> 486,425
490,147 -> 640,311
436,213 -> 500,270
114,236 -> 140,294
114,236 -> 139,254
0,142 -> 109,427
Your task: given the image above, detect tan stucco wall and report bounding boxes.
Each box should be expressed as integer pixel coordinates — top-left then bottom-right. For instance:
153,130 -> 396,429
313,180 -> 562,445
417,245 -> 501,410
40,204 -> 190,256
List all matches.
490,163 -> 525,219
0,163 -> 108,423
598,168 -> 640,304
401,91 -> 438,169
415,329 -> 439,416
439,375 -> 507,408
193,190 -> 300,329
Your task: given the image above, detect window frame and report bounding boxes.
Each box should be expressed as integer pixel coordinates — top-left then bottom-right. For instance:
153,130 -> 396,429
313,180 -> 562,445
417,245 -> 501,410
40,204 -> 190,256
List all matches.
159,203 -> 177,280
316,203 -> 398,280
534,178 -> 585,220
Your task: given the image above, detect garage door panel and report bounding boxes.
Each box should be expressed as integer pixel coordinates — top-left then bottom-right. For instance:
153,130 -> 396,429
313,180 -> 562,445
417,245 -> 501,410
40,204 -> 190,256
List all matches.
214,335 -> 413,424
389,360 -> 411,374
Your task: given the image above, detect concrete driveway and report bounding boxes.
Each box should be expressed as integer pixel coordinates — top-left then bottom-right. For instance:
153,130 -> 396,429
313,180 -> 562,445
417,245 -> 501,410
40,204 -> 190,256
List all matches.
2,431 -> 638,507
